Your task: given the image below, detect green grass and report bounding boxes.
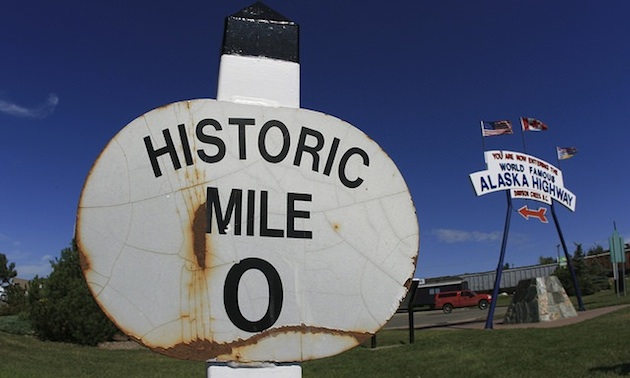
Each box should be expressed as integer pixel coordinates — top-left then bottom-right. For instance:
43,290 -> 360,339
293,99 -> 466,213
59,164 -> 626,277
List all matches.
572,287 -> 630,309
307,305 -> 630,378
0,314 -> 33,335
0,333 -> 204,378
1,289 -> 629,378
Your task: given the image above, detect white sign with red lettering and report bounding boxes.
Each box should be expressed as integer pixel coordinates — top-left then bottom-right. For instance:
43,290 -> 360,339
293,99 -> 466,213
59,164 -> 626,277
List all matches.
469,150 -> 576,211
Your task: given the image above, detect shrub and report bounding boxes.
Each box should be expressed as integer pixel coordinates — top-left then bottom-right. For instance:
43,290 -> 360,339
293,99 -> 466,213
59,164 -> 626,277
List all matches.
0,284 -> 27,316
28,241 -> 119,346
0,252 -> 26,316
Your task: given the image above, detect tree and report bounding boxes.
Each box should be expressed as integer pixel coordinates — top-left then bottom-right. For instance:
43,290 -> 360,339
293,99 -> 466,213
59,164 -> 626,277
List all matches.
0,253 -> 26,316
1,284 -> 27,316
28,241 -> 119,345
538,256 -> 557,265
0,253 -> 17,284
587,244 -> 605,256
586,244 -> 609,289
555,243 -> 609,296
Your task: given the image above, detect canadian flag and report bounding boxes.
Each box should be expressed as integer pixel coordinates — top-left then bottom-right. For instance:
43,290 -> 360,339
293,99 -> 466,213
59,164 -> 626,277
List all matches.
520,117 -> 549,131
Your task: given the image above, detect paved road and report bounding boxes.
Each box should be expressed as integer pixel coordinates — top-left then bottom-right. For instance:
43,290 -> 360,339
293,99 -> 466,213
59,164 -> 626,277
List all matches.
384,306 -> 508,330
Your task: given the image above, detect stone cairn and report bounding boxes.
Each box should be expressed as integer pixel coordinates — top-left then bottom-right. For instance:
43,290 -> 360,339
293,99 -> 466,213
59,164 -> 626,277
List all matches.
503,276 -> 577,324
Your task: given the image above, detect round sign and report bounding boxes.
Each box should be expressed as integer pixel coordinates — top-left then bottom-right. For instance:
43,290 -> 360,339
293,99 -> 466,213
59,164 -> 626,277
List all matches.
77,99 -> 418,362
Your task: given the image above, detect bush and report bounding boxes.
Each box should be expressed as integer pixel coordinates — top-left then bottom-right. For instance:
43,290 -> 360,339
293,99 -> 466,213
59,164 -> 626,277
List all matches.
28,241 -> 119,346
0,284 -> 27,316
0,252 -> 26,316
0,314 -> 34,335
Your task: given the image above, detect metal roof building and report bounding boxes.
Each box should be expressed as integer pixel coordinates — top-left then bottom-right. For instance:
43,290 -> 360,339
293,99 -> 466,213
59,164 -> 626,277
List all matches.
460,263 -> 558,292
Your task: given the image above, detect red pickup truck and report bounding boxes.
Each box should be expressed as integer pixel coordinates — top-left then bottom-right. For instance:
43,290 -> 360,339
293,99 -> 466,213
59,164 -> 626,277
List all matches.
433,290 -> 491,314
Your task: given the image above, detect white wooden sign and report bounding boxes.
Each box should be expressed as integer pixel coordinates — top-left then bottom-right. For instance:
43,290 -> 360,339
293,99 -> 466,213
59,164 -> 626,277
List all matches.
469,150 -> 576,211
77,99 -> 418,362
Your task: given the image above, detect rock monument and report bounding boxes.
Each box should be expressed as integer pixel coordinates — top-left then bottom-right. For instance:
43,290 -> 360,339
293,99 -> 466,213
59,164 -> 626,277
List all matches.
503,276 -> 577,324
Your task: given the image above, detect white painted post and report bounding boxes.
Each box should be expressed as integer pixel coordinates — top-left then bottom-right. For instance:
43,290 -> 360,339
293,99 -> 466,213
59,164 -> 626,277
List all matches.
210,3 -> 301,376
207,362 -> 301,378
216,2 -> 300,108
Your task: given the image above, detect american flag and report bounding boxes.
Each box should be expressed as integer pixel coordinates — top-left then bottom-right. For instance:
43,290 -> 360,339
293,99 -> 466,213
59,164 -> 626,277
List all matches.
481,120 -> 513,137
521,117 -> 549,132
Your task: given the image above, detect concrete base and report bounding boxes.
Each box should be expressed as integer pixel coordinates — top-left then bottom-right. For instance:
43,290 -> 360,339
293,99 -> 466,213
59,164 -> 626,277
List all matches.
207,362 -> 301,378
503,276 -> 577,324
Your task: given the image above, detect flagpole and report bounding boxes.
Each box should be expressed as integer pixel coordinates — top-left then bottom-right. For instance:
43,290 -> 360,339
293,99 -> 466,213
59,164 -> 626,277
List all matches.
519,117 -> 528,153
480,121 -> 487,164
555,146 -> 561,167
480,120 -> 486,151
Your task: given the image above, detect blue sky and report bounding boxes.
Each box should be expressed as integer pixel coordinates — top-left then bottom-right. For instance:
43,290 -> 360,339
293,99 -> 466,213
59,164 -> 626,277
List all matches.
2,1 -> 629,280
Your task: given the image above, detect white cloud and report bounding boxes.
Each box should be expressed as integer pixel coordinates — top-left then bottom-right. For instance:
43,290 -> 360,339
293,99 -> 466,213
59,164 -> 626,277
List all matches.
15,255 -> 53,279
1,235 -> 52,279
0,93 -> 59,119
432,228 -> 502,243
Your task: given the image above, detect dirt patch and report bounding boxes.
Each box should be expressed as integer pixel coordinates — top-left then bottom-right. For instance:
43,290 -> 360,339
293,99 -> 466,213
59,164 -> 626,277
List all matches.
98,340 -> 147,350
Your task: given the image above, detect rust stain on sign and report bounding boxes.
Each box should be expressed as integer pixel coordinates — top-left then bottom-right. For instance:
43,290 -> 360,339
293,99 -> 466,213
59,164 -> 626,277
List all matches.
179,170 -> 216,348
192,203 -> 208,268
78,246 -> 90,271
150,325 -> 372,361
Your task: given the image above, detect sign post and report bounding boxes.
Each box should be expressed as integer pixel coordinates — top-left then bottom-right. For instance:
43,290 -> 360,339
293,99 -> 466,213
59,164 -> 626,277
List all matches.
76,3 -> 419,376
469,149 -> 583,328
609,225 -> 626,297
484,191 -> 513,329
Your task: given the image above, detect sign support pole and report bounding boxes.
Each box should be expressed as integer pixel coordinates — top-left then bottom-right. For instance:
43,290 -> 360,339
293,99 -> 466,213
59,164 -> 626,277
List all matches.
624,266 -> 627,297
614,263 -> 619,298
210,3 -> 301,377
485,191 -> 513,329
551,202 -> 585,311
609,224 -> 626,297
217,3 -> 300,108
615,263 -> 620,298
407,279 -> 419,344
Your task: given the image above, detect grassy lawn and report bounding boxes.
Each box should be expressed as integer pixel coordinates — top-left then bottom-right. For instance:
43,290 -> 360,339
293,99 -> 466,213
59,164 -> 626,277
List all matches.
1,289 -> 629,378
309,306 -> 630,377
572,287 -> 629,309
0,331 -> 204,377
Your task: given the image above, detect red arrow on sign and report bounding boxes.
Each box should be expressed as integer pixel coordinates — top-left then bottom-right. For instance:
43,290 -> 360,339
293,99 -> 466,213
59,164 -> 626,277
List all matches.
518,205 -> 548,223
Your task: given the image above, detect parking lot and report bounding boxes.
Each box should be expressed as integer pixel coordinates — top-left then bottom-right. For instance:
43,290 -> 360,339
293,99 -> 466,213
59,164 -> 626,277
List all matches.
384,306 -> 507,330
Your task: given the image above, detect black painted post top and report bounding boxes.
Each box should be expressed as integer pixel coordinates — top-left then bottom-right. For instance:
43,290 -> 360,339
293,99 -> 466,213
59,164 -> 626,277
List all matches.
222,2 -> 299,63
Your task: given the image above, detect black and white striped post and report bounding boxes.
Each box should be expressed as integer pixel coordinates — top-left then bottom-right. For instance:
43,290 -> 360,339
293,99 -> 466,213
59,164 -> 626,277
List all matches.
210,4 -> 302,377
217,2 -> 300,108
